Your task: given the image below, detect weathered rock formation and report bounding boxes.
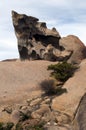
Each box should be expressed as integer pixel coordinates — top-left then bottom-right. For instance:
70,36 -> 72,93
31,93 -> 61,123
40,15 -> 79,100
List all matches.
12,11 -> 61,61
12,11 -> 86,63
0,10 -> 86,129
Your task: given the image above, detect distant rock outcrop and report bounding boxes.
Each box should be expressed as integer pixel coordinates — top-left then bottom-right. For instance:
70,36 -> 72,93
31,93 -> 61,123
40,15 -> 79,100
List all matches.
12,11 -> 86,64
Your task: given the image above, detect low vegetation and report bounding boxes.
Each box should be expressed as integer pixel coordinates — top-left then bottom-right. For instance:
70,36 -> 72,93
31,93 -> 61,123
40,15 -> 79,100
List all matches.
48,61 -> 78,82
0,122 -> 14,130
15,123 -> 23,130
40,61 -> 78,95
15,122 -> 44,130
27,123 -> 44,130
40,79 -> 67,95
40,79 -> 58,95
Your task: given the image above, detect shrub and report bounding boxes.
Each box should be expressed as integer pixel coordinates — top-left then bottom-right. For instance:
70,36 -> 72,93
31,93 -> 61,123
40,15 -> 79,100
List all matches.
0,122 -> 4,130
0,122 -> 14,130
27,122 -> 44,130
40,79 -> 58,95
48,61 -> 78,82
5,122 -> 14,130
19,111 -> 30,121
40,79 -> 64,95
15,123 -> 23,130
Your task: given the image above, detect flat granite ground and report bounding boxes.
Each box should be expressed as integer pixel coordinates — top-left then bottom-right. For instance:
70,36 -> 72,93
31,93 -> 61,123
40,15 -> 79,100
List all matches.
0,60 -> 56,106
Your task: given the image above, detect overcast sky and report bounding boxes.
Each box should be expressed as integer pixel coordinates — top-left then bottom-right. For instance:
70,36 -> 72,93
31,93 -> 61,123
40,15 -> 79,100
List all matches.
0,0 -> 86,60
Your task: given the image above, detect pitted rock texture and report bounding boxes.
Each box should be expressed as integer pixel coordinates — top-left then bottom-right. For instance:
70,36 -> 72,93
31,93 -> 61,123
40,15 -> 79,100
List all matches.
12,11 -> 61,61
12,11 -> 86,64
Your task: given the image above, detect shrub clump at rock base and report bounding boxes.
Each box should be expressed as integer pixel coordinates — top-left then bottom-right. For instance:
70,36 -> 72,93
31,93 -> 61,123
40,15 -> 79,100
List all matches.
48,61 -> 78,82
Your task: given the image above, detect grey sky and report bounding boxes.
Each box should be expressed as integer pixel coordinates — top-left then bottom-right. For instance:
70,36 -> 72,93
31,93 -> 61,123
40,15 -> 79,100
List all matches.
0,0 -> 86,60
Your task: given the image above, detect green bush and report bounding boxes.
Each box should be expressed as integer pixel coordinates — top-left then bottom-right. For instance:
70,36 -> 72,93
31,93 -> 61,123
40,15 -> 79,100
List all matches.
48,61 -> 78,82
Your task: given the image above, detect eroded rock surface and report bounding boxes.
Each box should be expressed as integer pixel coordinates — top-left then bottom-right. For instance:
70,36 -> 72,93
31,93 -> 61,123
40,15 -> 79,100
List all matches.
12,11 -> 61,61
12,11 -> 86,64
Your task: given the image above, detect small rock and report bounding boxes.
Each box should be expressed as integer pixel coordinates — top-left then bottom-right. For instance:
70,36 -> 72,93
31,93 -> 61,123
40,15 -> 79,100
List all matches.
30,98 -> 42,106
44,96 -> 49,99
27,98 -> 32,104
44,124 -> 72,130
31,104 -> 51,122
41,98 -> 51,105
55,114 -> 71,124
27,106 -> 34,112
0,111 -> 11,122
47,122 -> 50,125
44,125 -> 60,130
3,107 -> 12,114
31,112 -> 41,119
54,122 -> 58,126
20,106 -> 28,110
11,110 -> 20,124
